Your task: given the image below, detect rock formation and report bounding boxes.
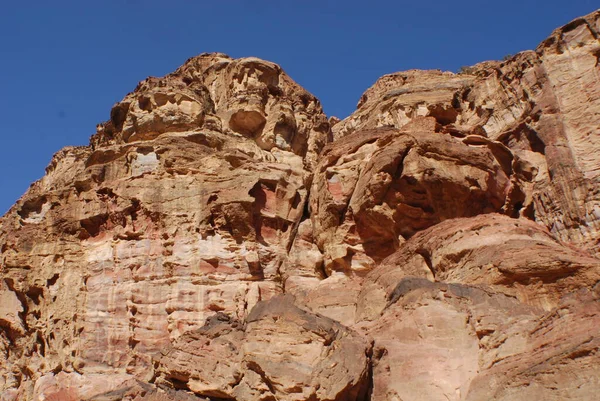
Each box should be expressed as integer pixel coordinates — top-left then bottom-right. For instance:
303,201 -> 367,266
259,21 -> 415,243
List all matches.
333,11 -> 600,253
1,9 -> 600,401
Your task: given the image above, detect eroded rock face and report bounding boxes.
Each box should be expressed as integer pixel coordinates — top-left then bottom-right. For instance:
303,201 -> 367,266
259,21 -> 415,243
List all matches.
309,125 -> 527,274
333,10 -> 600,254
464,290 -> 600,401
18,373 -> 206,401
156,296 -> 371,400
356,214 -> 600,319
361,280 -> 535,401
0,54 -> 330,399
2,10 -> 600,401
92,53 -> 330,170
359,280 -> 600,401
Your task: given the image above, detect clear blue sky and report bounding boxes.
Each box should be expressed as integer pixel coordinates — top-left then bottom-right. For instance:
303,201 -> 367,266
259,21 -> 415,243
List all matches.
0,1 -> 597,215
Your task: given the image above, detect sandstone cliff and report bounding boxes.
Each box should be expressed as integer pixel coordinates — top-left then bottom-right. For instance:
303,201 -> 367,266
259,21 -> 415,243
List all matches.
1,10 -> 599,401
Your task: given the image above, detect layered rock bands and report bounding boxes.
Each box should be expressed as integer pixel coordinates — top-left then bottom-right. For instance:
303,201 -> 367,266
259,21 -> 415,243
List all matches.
1,9 -> 600,401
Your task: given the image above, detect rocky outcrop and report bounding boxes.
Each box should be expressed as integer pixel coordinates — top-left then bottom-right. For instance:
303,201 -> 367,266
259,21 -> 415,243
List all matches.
333,10 -> 600,254
0,53 -> 330,399
1,10 -> 600,401
309,125 -> 526,274
356,214 -> 600,318
92,53 -> 330,170
360,280 -> 600,401
156,296 -> 371,401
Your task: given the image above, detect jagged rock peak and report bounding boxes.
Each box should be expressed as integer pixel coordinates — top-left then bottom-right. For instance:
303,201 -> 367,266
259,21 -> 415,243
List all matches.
92,52 -> 331,169
537,9 -> 600,52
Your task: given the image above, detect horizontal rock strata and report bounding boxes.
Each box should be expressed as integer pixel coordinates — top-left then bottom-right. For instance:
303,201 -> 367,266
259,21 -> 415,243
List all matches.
1,9 -> 600,401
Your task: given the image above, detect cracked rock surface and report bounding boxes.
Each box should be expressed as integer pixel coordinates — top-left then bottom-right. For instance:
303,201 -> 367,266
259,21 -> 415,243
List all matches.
1,10 -> 600,401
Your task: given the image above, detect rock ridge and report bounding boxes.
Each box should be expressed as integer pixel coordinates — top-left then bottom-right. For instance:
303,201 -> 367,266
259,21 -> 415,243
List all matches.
1,9 -> 600,401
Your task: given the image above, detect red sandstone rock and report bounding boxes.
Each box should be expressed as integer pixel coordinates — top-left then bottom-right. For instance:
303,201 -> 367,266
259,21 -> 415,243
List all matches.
157,296 -> 371,400
0,53 -> 329,398
357,214 -> 600,320
360,280 -> 600,401
1,10 -> 600,401
309,126 -> 526,275
333,10 -> 600,254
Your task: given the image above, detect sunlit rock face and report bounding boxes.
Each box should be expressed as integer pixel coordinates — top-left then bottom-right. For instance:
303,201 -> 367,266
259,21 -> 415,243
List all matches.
92,53 -> 330,170
333,10 -> 600,254
0,53 -> 331,399
2,10 -> 600,401
309,125 -> 526,274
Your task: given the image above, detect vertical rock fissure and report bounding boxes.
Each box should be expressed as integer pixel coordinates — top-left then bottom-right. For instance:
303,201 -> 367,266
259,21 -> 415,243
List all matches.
416,249 -> 436,280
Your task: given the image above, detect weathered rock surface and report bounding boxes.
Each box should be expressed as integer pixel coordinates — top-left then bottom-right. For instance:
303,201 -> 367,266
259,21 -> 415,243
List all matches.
309,125 -> 524,274
2,10 -> 600,401
360,280 -> 600,401
0,53 -> 329,399
93,53 -> 330,169
12,372 -> 207,401
157,296 -> 371,400
334,10 -> 600,254
357,214 -> 600,319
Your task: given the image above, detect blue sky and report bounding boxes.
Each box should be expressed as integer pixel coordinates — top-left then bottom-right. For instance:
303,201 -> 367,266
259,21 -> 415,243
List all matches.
0,1 -> 597,215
